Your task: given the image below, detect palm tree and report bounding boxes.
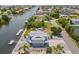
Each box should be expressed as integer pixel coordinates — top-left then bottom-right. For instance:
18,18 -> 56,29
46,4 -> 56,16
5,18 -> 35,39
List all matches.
23,44 -> 29,52
52,46 -> 59,54
18,44 -> 29,54
57,44 -> 64,53
52,44 -> 64,54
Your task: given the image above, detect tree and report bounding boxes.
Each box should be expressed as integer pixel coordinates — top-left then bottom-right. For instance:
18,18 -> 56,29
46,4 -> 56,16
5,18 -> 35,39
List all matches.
11,10 -> 17,14
53,44 -> 64,54
57,44 -> 64,53
44,15 -> 52,21
18,44 -> 29,54
25,16 -> 45,29
65,24 -> 74,33
1,15 -> 10,22
51,27 -> 62,35
50,9 -> 60,19
57,27 -> 62,33
28,16 -> 37,22
58,17 -> 69,28
1,8 -> 6,12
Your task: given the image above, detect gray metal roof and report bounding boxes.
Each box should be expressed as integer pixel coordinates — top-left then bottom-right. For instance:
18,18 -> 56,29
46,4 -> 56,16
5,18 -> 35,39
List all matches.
29,30 -> 48,37
29,30 -> 48,41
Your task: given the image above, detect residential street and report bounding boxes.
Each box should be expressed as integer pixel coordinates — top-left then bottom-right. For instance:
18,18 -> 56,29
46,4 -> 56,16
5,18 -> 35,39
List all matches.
51,19 -> 79,54
61,31 -> 79,54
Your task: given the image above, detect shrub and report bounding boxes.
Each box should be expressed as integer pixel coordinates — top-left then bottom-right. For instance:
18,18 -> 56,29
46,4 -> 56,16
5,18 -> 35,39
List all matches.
46,46 -> 52,54
51,27 -> 62,35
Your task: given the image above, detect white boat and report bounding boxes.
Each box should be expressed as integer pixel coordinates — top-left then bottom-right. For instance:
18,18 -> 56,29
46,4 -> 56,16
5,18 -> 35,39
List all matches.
25,20 -> 28,23
16,29 -> 23,36
8,40 -> 15,45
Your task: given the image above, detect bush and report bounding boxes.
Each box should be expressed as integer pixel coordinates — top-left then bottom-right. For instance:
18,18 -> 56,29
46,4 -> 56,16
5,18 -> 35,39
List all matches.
43,15 -> 52,21
1,15 -> 10,22
24,16 -> 46,29
51,27 -> 62,35
0,15 -> 10,26
50,9 -> 60,19
57,17 -> 69,28
46,46 -> 52,54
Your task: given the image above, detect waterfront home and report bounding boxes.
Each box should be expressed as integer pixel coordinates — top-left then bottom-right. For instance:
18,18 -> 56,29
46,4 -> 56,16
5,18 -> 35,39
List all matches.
36,9 -> 43,15
27,30 -> 48,47
71,19 -> 79,25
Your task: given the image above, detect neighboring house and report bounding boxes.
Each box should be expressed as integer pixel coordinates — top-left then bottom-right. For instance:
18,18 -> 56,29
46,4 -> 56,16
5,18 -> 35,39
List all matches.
48,8 -> 52,12
36,9 -> 44,15
71,19 -> 79,25
74,28 -> 79,36
27,30 -> 48,47
70,19 -> 79,36
60,14 -> 68,17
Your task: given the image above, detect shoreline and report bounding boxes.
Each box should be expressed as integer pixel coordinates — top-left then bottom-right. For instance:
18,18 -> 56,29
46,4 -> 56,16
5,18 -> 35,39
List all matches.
11,29 -> 26,54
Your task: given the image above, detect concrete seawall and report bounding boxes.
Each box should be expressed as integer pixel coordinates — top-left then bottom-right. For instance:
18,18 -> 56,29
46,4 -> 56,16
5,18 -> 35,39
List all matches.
11,30 -> 26,54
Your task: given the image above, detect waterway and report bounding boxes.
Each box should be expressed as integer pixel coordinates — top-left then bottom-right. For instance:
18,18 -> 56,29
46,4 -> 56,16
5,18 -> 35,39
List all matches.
0,6 -> 38,54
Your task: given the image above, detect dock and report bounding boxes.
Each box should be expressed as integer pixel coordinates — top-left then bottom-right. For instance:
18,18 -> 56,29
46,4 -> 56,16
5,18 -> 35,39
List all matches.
16,29 -> 23,36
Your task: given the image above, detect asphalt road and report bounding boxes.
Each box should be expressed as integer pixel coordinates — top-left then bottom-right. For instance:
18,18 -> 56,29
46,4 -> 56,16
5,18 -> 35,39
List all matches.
61,31 -> 79,54
51,19 -> 79,54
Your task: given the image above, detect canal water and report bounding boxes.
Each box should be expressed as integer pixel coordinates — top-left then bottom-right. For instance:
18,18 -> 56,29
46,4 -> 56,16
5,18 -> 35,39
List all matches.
0,6 -> 38,54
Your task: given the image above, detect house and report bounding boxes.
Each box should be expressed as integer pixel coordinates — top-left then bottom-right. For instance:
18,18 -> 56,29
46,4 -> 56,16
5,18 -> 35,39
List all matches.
27,30 -> 48,47
36,9 -> 44,15
70,19 -> 79,36
71,19 -> 79,25
74,28 -> 79,36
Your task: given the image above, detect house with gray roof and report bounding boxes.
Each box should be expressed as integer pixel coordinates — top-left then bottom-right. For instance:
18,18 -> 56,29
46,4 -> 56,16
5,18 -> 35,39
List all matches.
27,30 -> 48,47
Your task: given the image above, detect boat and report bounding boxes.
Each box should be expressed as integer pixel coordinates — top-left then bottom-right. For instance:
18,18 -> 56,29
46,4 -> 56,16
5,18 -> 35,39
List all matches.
16,29 -> 23,36
25,20 -> 28,23
8,40 -> 15,45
